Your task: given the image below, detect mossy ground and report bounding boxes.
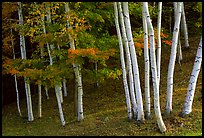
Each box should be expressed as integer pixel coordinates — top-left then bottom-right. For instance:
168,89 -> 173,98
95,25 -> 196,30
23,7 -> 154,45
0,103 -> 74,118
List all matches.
2,36 -> 202,136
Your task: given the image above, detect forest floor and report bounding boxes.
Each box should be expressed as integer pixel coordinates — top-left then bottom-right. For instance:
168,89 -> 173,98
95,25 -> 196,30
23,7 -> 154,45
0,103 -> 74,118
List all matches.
2,36 -> 202,136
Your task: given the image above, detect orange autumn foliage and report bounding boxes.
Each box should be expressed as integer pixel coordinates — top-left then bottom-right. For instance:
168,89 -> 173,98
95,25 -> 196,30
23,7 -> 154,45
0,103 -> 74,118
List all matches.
68,48 -> 116,63
134,31 -> 172,49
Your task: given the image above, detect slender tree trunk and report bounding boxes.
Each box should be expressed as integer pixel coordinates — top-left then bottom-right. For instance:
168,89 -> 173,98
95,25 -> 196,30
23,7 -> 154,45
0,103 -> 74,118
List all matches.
55,84 -> 66,126
18,2 -> 34,122
142,3 -> 151,119
118,2 -> 137,118
11,28 -> 22,117
42,14 -> 53,65
45,86 -> 49,100
174,3 -> 183,66
123,2 -> 144,122
42,3 -> 65,126
166,2 -> 182,115
169,10 -> 172,35
59,84 -> 63,103
174,2 -> 183,66
65,2 -> 84,121
57,44 -> 68,98
143,2 -> 166,133
157,2 -> 162,90
63,77 -> 68,97
177,34 -> 183,66
114,2 -> 132,120
95,62 -> 99,87
38,83 -> 42,118
182,37 -> 202,116
181,2 -> 189,48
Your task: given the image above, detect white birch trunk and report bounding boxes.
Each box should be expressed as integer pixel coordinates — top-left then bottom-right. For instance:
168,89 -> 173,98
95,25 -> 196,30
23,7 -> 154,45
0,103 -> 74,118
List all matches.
45,86 -> 49,99
57,44 -> 68,98
42,4 -> 66,126
114,2 -> 132,120
142,3 -> 151,119
157,2 -> 162,90
166,2 -> 182,114
42,14 -> 53,65
18,2 -> 34,122
63,77 -> 68,97
65,2 -> 84,121
38,83 -> 42,118
123,2 -> 144,122
143,2 -> 166,133
55,85 -> 66,126
24,77 -> 34,121
59,84 -> 63,103
178,34 -> 183,66
11,28 -> 22,117
174,2 -> 183,65
118,2 -> 137,118
182,37 -> 202,116
181,2 -> 189,48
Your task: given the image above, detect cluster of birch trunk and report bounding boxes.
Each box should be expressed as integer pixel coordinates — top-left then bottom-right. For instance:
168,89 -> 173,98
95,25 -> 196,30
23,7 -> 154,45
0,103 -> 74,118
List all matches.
114,2 -> 202,133
11,2 -> 202,133
14,2 -> 84,127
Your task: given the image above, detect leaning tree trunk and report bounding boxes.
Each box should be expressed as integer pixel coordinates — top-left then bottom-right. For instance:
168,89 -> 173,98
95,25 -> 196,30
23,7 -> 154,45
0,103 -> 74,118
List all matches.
118,2 -> 137,118
166,2 -> 182,115
42,3 -> 65,126
18,2 -> 34,122
143,2 -> 166,133
55,84 -> 66,126
123,2 -> 144,122
157,2 -> 162,90
142,3 -> 151,119
114,2 -> 132,120
11,28 -> 22,117
65,2 -> 84,121
181,2 -> 189,48
182,36 -> 202,116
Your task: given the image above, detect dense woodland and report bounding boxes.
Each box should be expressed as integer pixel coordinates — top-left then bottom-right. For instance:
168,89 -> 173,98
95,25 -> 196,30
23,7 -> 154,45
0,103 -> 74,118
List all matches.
2,2 -> 202,135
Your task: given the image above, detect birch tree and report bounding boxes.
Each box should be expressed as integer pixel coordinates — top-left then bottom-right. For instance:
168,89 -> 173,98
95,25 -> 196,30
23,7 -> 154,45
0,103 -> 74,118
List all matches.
157,2 -> 162,89
166,2 -> 182,115
142,3 -> 150,119
173,2 -> 183,66
63,77 -> 68,97
114,2 -> 132,119
181,2 -> 189,48
65,2 -> 84,121
123,2 -> 144,122
143,2 -> 166,133
45,86 -> 49,99
42,3 -> 65,126
18,2 -> 34,122
182,36 -> 202,116
118,2 -> 137,118
11,27 -> 22,117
